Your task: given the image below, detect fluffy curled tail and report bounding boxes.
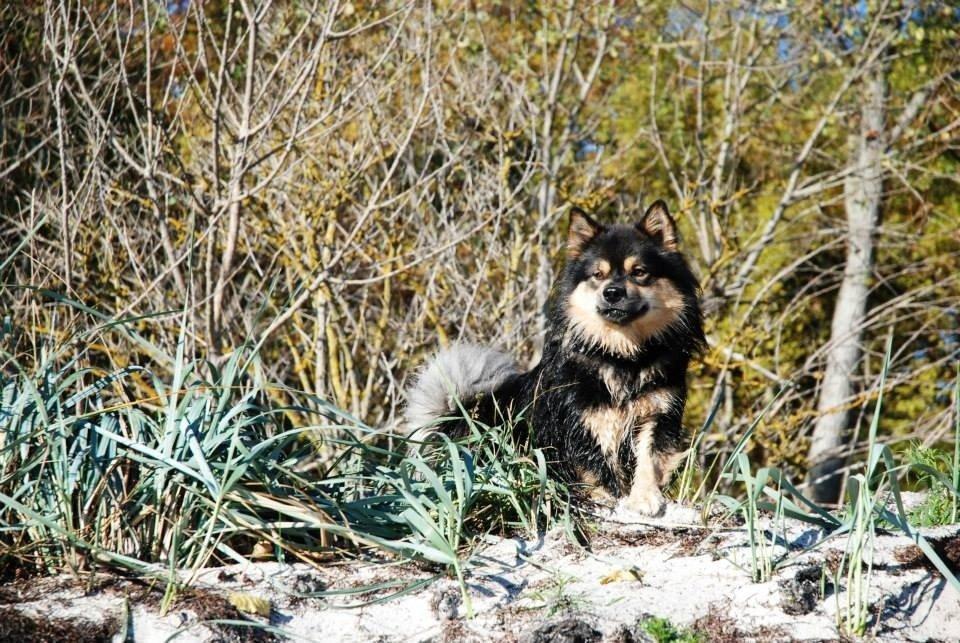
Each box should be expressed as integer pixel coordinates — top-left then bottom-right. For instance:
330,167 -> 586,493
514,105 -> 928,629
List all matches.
403,343 -> 520,435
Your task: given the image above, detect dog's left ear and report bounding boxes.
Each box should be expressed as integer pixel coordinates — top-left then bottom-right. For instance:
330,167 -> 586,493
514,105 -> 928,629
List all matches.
637,200 -> 678,252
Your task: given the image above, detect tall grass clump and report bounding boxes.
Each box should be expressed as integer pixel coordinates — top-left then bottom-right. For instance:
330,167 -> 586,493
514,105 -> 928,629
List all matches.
0,342 -> 324,582
695,335 -> 960,632
904,442 -> 959,527
324,415 -> 571,615
0,316 -> 570,613
904,373 -> 960,527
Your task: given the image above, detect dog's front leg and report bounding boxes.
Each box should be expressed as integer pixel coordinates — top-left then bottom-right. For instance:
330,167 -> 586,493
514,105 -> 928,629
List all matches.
622,421 -> 666,516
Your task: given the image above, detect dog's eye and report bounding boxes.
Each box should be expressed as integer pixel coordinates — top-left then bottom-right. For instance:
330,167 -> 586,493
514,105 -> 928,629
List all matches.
592,271 -> 605,280
631,267 -> 648,278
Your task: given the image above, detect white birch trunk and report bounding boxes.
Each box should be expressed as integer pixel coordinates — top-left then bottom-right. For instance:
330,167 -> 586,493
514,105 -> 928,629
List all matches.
807,69 -> 886,503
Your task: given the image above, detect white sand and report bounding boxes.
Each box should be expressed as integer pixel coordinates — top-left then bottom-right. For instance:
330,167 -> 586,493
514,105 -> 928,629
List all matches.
3,502 -> 958,642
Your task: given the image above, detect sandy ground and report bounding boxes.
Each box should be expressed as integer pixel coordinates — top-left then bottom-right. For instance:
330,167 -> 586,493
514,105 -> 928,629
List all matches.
2,502 -> 958,642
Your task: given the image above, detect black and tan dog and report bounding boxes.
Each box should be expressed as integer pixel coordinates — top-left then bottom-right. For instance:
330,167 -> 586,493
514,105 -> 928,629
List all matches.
405,201 -> 705,515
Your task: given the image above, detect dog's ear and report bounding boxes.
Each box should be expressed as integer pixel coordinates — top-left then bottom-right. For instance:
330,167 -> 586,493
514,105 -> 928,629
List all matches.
637,200 -> 678,252
567,207 -> 603,259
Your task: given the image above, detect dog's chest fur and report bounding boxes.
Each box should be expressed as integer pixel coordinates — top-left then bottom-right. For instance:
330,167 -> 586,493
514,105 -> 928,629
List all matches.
597,363 -> 653,406
581,365 -> 678,480
579,362 -> 674,461
581,365 -> 650,460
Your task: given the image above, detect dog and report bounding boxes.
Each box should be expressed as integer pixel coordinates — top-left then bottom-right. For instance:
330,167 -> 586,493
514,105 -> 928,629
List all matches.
404,201 -> 705,516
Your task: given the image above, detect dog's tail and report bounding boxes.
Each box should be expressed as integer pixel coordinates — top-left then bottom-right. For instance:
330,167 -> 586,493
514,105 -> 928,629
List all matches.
403,343 -> 520,435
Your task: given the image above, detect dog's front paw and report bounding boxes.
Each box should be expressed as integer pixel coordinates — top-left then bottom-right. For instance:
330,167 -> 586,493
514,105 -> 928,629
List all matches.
621,487 -> 666,517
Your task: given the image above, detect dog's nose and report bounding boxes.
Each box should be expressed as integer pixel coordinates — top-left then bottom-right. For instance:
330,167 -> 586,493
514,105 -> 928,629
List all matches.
602,284 -> 626,303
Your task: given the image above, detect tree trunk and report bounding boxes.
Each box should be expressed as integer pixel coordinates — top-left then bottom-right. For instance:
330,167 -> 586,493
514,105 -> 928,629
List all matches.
807,68 -> 886,504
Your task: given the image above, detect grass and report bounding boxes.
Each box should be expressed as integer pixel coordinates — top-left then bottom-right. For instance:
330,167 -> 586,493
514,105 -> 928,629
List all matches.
524,571 -> 590,617
638,616 -> 704,643
0,318 -> 572,617
903,372 -> 960,527
834,474 -> 877,637
684,336 -> 960,636
906,441 -> 959,527
2,313 -> 960,640
733,454 -> 781,582
695,334 -> 960,637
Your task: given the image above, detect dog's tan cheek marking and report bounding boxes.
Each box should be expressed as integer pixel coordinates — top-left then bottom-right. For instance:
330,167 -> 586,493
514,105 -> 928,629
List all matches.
655,280 -> 686,313
568,282 -> 602,329
628,279 -> 685,340
567,283 -> 616,350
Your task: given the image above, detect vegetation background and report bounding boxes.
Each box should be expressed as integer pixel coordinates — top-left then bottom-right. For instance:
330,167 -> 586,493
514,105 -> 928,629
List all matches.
1,0 -> 958,528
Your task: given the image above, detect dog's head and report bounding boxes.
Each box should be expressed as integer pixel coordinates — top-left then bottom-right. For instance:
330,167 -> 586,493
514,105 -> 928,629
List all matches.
559,200 -> 702,357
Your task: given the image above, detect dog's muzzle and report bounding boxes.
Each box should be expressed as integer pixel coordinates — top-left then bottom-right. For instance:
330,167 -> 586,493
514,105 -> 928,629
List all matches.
598,299 -> 649,324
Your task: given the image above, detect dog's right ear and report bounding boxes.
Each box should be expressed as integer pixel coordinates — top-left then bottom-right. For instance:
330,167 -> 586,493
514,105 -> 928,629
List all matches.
567,207 -> 603,259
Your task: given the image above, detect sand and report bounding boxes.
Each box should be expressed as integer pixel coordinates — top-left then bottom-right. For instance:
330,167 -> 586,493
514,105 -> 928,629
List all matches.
2,501 -> 958,642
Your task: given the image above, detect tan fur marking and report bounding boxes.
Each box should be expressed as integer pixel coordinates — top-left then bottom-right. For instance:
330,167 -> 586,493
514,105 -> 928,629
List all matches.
634,389 -> 683,488
581,405 -> 634,487
623,256 -> 642,273
575,467 -> 615,503
582,406 -> 635,458
633,388 -> 678,417
566,280 -> 685,357
589,486 -> 616,504
655,449 -> 688,486
576,467 -> 600,486
624,422 -> 665,515
575,387 -> 686,515
593,259 -> 611,278
628,279 -> 685,340
580,388 -> 679,493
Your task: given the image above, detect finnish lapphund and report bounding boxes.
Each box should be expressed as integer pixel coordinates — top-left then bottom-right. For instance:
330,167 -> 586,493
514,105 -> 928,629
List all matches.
404,201 -> 705,516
